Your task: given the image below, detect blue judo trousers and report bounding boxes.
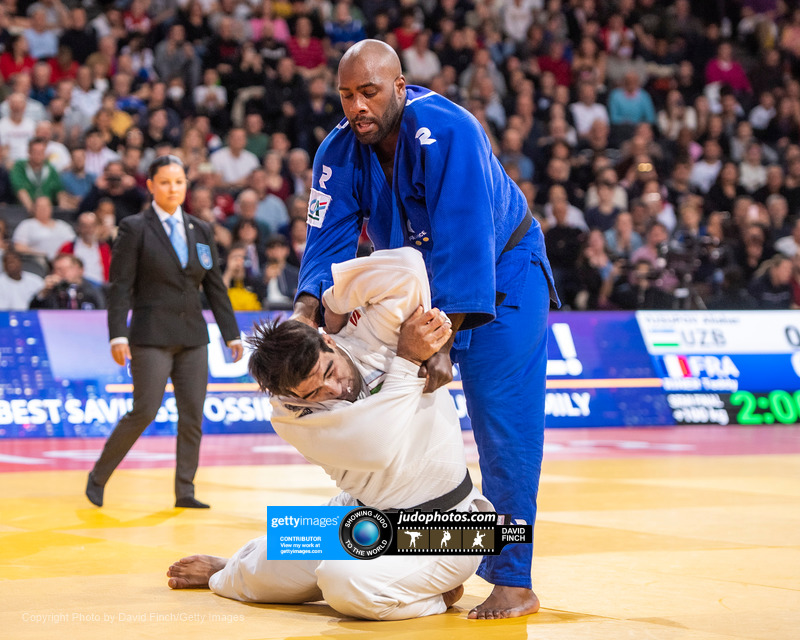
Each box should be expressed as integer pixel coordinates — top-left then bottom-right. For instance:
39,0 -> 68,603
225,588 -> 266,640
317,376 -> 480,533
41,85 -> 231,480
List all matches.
453,235 -> 551,588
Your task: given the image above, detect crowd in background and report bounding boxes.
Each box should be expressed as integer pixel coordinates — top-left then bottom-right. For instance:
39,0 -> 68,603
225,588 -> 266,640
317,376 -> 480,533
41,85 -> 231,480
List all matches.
0,0 -> 799,313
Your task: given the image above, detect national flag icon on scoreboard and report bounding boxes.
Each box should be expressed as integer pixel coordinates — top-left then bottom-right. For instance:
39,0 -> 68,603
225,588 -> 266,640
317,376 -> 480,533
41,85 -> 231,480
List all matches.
660,354 -> 740,380
661,355 -> 740,382
662,354 -> 692,378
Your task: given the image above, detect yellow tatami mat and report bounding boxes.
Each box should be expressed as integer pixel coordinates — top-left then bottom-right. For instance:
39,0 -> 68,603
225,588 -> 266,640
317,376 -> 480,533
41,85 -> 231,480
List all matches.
1,454 -> 799,640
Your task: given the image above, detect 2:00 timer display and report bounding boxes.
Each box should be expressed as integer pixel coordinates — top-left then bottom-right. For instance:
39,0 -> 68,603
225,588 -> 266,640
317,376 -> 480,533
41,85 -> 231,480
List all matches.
729,390 -> 800,425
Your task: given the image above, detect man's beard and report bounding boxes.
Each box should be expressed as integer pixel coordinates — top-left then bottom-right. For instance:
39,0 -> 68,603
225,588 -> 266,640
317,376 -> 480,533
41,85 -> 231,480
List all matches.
351,95 -> 403,146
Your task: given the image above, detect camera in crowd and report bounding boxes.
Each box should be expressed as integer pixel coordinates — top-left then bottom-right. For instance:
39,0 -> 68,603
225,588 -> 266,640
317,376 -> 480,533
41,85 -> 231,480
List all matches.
661,232 -> 728,281
52,280 -> 80,302
631,263 -> 662,282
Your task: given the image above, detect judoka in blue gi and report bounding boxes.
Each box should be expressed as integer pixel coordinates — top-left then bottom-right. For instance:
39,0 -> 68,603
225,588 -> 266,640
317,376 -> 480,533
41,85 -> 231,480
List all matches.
292,40 -> 559,619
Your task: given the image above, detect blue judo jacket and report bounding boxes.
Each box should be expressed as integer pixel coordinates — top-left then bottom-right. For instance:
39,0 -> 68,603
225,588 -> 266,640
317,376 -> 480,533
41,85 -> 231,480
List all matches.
298,85 -> 557,330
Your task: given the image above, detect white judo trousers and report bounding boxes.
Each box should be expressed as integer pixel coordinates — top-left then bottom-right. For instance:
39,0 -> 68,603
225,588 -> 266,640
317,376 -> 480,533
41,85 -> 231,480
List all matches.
208,248 -> 490,620
208,492 -> 482,620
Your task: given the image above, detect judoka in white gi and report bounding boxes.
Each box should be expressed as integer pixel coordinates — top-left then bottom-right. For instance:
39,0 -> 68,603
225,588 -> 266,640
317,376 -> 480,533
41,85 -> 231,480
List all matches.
167,247 -> 492,620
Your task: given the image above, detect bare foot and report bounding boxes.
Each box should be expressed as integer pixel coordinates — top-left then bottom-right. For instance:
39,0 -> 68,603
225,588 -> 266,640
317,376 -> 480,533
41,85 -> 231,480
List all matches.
166,555 -> 227,589
468,585 -> 540,620
442,584 -> 464,609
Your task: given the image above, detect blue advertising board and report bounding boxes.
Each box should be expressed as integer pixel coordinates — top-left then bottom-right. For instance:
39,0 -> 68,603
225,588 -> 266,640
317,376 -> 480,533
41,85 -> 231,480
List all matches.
542,312 -> 673,427
1,310 -> 799,438
0,310 -> 277,438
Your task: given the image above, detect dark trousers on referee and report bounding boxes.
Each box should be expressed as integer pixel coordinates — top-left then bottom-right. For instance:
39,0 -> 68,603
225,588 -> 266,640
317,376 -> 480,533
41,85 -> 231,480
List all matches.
91,344 -> 208,500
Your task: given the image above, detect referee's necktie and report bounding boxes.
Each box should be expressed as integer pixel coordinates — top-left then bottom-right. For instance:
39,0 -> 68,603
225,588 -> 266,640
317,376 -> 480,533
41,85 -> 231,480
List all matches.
166,215 -> 188,268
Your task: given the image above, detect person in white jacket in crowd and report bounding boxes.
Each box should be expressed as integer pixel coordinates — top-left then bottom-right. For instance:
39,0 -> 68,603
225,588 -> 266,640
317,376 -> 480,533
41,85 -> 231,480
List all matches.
166,247 -> 493,621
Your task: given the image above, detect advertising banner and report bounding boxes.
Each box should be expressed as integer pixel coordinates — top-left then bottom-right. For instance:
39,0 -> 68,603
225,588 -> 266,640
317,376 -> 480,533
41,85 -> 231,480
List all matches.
1,310 -> 798,439
543,312 -> 673,427
0,310 -> 275,438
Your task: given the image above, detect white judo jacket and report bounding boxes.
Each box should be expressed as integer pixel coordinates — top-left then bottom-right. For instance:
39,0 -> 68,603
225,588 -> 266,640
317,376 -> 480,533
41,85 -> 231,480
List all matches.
269,247 -> 488,512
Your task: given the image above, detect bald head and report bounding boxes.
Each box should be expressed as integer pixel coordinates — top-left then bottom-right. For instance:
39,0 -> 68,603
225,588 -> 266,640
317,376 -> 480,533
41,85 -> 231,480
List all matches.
338,40 -> 406,149
339,39 -> 402,79
8,92 -> 26,116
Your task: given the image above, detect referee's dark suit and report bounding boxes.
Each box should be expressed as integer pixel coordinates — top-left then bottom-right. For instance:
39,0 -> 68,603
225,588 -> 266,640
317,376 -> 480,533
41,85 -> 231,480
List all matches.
88,206 -> 239,506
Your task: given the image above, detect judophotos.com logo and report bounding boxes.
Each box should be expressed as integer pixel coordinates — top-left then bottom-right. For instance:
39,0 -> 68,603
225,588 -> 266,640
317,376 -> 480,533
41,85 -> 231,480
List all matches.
267,506 -> 531,560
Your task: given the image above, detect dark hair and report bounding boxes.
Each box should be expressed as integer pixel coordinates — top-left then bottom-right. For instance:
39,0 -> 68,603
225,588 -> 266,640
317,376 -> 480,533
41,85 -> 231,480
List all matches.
264,233 -> 289,248
647,220 -> 668,234
246,320 -> 333,396
9,34 -> 26,51
233,218 -> 261,243
148,154 -> 186,179
721,265 -> 745,291
105,160 -> 124,174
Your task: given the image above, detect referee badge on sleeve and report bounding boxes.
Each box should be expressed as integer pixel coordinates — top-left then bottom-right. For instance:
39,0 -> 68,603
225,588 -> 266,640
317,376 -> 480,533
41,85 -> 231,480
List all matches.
307,188 -> 331,228
196,243 -> 213,270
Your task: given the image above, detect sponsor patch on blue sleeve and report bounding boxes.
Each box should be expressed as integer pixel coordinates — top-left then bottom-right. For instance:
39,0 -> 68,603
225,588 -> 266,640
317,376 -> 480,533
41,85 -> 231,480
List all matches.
307,188 -> 331,228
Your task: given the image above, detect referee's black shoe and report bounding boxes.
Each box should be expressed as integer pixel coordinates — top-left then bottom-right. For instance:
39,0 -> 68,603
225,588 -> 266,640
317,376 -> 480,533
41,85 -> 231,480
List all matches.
175,497 -> 210,509
85,472 -> 104,507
